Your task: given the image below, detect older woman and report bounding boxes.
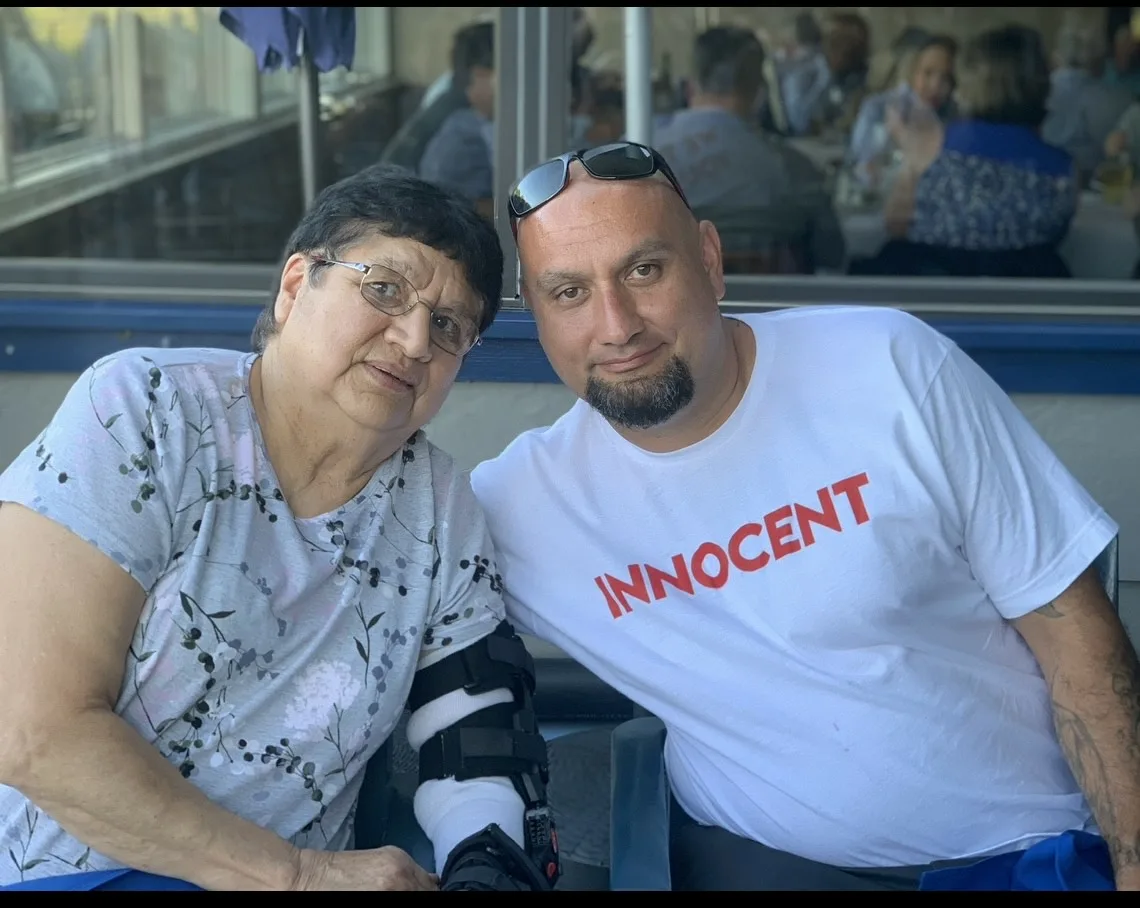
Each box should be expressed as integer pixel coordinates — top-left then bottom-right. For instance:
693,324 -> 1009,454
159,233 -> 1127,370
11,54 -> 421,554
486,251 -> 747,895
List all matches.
0,165 -> 558,891
876,25 -> 1078,277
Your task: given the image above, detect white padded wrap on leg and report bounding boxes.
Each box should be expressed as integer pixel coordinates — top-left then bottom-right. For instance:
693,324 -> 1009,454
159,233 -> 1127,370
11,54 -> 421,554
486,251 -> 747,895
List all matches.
407,686 -> 526,873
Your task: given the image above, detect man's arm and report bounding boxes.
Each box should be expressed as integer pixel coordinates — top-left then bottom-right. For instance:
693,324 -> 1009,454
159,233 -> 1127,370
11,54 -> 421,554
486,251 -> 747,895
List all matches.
1013,565 -> 1140,890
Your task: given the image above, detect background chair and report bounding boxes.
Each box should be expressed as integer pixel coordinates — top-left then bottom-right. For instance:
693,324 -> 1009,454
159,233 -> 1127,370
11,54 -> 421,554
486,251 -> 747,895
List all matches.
692,205 -> 814,276
608,535 -> 1121,891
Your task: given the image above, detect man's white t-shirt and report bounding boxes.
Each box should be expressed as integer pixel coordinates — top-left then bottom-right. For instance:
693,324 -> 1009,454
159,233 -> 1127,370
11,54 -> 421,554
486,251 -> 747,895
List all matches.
470,306 -> 1117,869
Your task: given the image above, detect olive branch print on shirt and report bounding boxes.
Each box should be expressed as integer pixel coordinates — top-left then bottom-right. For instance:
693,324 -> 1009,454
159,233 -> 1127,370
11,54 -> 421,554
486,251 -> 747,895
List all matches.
11,356 -> 507,869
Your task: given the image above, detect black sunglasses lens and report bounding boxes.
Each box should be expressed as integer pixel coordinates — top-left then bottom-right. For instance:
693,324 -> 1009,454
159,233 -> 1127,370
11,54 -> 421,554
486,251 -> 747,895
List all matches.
581,143 -> 656,178
510,160 -> 568,217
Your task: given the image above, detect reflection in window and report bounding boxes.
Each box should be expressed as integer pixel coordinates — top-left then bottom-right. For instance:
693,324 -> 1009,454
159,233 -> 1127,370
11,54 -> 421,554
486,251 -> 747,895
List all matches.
260,68 -> 297,113
0,7 -> 113,154
136,7 -> 209,128
588,7 -> 1139,282
0,5 -> 1130,281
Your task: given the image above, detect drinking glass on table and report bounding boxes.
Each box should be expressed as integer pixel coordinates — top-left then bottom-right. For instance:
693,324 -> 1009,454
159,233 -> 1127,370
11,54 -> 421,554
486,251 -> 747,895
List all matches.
1097,154 -> 1134,205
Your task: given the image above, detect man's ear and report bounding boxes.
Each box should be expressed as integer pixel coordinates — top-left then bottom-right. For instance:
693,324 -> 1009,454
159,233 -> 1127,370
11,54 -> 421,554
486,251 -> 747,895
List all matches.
274,253 -> 309,328
698,220 -> 726,302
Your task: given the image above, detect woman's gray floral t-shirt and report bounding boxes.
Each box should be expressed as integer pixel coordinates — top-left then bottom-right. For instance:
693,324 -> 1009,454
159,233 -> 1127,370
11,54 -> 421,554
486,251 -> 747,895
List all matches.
0,347 -> 505,885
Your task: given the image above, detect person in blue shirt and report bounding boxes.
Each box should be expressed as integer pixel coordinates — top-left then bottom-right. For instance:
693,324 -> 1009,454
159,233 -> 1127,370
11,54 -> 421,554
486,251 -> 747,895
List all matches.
417,23 -> 496,218
654,27 -> 845,273
1042,22 -> 1135,184
781,11 -> 870,138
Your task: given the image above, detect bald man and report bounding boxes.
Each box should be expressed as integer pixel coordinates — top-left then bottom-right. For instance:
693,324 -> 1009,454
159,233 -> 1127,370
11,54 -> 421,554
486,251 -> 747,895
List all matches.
470,143 -> 1139,891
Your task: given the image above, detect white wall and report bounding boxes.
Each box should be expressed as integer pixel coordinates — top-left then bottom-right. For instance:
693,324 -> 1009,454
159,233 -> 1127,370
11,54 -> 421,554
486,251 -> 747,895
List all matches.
2,375 -> 1137,644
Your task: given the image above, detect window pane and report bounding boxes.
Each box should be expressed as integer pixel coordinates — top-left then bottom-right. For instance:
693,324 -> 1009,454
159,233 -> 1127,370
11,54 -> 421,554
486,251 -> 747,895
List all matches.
260,67 -> 296,114
0,7 -> 502,264
577,7 -> 1140,282
335,7 -> 497,223
0,7 -> 114,154
136,7 -> 210,128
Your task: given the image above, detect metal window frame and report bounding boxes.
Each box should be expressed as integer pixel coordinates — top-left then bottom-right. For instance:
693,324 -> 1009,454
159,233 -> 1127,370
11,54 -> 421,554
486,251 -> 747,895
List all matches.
493,6 -> 574,304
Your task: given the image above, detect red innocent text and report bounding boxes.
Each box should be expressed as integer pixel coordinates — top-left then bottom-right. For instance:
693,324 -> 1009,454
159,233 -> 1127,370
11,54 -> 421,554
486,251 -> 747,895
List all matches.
593,472 -> 872,619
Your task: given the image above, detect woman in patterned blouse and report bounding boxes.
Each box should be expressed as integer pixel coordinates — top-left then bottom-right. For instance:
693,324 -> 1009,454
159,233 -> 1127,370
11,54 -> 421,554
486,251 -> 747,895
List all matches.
0,166 -> 533,891
883,25 -> 1078,274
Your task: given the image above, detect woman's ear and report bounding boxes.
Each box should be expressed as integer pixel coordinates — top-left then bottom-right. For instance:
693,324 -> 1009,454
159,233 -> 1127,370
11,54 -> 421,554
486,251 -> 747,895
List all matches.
273,253 -> 309,328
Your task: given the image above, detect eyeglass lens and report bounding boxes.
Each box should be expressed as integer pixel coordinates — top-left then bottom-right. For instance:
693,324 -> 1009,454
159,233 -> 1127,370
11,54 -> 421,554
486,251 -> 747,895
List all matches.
358,266 -> 477,355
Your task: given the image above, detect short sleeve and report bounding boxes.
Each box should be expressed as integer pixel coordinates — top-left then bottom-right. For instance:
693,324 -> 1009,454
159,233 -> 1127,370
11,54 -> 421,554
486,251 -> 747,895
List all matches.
0,351 -> 185,592
920,344 -> 1118,619
417,453 -> 508,669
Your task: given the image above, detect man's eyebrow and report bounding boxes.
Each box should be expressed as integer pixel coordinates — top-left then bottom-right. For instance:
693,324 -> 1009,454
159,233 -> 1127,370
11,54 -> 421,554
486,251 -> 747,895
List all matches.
615,238 -> 673,273
534,267 -> 587,294
533,238 -> 674,295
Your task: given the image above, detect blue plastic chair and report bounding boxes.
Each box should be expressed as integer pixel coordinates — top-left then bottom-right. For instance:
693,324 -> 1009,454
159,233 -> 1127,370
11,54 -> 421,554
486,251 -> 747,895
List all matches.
608,536 -> 1120,891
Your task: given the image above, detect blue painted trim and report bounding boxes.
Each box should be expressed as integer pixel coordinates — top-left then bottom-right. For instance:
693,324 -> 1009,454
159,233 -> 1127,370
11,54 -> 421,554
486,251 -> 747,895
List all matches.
2,300 -> 1140,394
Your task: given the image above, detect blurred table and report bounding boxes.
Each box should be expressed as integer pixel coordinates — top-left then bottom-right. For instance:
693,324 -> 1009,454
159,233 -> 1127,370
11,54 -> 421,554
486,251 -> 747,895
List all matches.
840,191 -> 1140,280
787,137 -> 846,172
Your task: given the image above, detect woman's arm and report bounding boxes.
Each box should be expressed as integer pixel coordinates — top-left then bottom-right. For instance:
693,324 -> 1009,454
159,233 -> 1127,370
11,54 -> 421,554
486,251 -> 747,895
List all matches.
0,504 -> 436,890
883,113 -> 943,238
0,503 -> 305,890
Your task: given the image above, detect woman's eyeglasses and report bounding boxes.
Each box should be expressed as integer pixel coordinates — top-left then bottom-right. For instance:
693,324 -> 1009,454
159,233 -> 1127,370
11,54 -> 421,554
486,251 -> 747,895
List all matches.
312,258 -> 481,357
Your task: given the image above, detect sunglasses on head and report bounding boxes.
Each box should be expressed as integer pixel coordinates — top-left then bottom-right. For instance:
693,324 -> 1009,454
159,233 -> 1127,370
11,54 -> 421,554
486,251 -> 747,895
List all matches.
508,141 -> 690,227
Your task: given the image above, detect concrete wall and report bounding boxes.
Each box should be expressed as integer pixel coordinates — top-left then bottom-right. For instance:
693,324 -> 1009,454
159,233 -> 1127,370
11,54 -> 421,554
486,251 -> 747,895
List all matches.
1,374 -> 1137,646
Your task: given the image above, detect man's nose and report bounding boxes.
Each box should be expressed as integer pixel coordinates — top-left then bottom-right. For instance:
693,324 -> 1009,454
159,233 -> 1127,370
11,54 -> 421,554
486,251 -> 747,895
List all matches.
595,285 -> 644,346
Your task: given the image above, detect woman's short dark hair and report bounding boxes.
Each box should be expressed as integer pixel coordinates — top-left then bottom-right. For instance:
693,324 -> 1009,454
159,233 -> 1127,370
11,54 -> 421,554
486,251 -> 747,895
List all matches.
251,163 -> 504,353
956,25 -> 1050,129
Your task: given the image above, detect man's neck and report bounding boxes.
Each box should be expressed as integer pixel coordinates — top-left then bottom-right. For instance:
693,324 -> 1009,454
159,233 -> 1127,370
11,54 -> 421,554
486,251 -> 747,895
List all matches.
612,317 -> 757,455
688,93 -> 752,121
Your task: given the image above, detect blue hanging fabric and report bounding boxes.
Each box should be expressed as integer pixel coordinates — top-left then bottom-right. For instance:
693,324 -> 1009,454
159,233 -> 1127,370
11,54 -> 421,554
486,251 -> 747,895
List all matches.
219,7 -> 356,73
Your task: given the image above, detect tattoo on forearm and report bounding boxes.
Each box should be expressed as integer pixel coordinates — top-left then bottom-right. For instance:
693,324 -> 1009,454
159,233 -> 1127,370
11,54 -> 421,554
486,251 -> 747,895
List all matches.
1050,637 -> 1140,877
1036,600 -> 1064,619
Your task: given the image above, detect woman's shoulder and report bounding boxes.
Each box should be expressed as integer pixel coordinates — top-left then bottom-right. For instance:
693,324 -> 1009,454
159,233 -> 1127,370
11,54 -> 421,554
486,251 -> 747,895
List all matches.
3,346 -> 253,496
89,347 -> 251,393
943,119 -> 1073,177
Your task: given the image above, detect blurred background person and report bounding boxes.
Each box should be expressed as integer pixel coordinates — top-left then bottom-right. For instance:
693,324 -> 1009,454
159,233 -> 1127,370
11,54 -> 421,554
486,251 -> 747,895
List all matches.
1104,17 -> 1140,96
655,26 -> 846,274
847,31 -> 957,190
1043,20 -> 1134,186
782,12 -> 871,138
415,23 -> 496,218
867,25 -> 1076,277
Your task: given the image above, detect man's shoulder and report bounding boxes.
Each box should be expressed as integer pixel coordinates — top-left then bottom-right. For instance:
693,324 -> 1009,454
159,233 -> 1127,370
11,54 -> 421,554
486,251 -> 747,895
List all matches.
746,305 -> 948,345
469,402 -> 592,505
744,306 -> 954,388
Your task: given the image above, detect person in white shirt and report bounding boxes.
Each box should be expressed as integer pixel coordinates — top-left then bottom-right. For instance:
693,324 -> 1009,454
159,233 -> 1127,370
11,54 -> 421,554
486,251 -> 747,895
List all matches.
470,141 -> 1140,890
